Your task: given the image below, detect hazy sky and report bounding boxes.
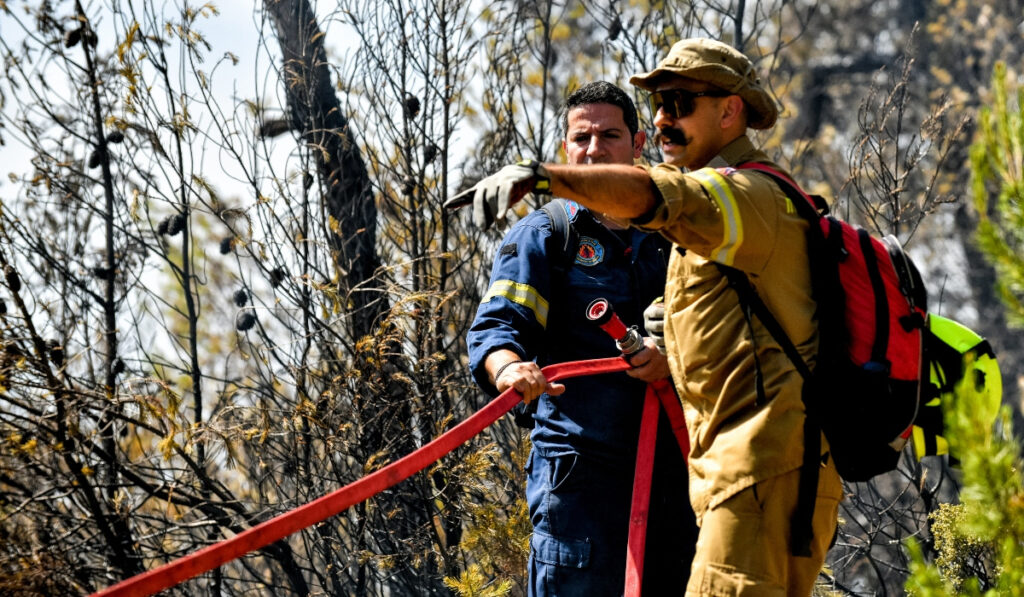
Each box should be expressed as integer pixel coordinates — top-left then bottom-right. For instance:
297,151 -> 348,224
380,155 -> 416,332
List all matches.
0,2 -> 357,202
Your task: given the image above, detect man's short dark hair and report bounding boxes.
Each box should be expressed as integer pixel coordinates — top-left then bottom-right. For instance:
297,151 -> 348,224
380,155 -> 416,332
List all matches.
560,81 -> 640,138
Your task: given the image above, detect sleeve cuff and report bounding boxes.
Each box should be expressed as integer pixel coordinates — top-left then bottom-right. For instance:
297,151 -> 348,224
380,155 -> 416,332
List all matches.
630,164 -> 672,230
631,177 -> 665,227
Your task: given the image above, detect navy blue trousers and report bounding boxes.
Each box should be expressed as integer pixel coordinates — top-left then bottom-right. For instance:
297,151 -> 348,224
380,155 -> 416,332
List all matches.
526,421 -> 697,597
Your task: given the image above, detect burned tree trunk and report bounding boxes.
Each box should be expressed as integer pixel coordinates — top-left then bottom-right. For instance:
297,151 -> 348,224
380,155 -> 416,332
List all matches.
264,2 -> 447,594
265,0 -> 383,339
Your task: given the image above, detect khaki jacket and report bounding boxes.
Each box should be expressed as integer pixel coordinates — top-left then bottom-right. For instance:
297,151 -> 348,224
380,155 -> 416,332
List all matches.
634,136 -> 822,520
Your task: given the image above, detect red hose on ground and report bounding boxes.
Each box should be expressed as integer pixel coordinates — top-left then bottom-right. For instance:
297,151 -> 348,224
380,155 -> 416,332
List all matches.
91,357 -> 632,597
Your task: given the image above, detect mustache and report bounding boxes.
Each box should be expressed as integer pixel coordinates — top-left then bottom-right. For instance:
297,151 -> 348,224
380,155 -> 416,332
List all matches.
655,127 -> 689,146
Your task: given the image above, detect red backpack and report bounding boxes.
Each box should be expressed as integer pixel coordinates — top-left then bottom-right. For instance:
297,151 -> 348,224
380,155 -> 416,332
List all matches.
719,163 -> 928,555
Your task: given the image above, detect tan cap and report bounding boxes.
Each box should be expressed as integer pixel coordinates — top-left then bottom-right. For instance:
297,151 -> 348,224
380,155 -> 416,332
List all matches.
630,38 -> 778,129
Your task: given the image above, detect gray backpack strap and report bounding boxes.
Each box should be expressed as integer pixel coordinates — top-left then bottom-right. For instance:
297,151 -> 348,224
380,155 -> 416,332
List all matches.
540,199 -> 580,279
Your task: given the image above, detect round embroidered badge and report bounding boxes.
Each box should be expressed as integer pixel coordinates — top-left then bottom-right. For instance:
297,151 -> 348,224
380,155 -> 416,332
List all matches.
575,236 -> 604,266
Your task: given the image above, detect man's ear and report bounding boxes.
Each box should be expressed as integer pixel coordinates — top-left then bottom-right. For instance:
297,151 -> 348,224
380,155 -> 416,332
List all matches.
632,130 -> 646,159
721,95 -> 746,129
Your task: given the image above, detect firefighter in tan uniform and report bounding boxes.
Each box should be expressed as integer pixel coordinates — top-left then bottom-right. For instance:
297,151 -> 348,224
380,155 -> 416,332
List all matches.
449,38 -> 843,596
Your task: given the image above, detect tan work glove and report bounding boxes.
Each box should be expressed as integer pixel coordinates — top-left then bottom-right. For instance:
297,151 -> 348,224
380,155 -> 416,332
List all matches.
444,159 -> 551,229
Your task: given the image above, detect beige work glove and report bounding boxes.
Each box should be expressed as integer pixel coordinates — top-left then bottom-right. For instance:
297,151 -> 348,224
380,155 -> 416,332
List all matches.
444,159 -> 551,229
643,299 -> 666,354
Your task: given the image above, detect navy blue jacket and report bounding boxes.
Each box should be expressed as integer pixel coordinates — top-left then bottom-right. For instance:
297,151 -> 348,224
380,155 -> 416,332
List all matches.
468,201 -> 670,468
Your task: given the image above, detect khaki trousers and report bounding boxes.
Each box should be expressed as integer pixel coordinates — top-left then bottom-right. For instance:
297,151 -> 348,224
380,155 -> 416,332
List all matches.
685,459 -> 842,596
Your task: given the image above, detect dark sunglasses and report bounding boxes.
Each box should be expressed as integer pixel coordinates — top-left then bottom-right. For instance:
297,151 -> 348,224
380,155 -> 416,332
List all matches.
649,88 -> 732,119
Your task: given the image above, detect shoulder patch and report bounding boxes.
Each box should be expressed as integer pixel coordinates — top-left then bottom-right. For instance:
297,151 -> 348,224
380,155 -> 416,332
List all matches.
575,236 -> 604,266
716,166 -> 737,176
562,200 -> 581,222
499,243 -> 517,257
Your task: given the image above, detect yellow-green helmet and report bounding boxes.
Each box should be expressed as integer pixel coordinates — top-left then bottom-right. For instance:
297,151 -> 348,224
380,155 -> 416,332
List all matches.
912,314 -> 1002,461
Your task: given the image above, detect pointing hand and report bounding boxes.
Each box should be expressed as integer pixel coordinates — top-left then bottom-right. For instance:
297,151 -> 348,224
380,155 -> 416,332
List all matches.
444,160 -> 551,229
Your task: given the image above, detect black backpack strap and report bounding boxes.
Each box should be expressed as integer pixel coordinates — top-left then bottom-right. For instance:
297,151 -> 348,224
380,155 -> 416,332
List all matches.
720,164 -> 827,558
793,402 -> 821,558
716,265 -> 812,381
716,263 -> 819,558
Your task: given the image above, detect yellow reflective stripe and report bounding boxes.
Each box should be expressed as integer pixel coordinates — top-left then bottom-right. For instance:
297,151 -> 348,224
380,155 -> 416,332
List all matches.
692,168 -> 743,265
912,426 -> 927,460
784,197 -> 795,215
483,280 -> 550,327
912,425 -> 949,459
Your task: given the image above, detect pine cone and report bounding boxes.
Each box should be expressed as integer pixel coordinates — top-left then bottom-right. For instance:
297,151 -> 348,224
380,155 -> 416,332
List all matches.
167,213 -> 186,236
47,339 -> 64,367
403,93 -> 421,119
423,141 -> 439,163
232,289 -> 248,307
4,265 -> 20,293
64,28 -> 82,48
92,266 -> 114,280
269,267 -> 287,288
608,16 -> 622,41
235,311 -> 256,331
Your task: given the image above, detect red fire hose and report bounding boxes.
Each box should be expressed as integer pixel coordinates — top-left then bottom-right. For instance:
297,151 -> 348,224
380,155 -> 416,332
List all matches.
586,298 -> 688,458
587,298 -> 690,597
90,357 -> 631,597
93,299 -> 690,597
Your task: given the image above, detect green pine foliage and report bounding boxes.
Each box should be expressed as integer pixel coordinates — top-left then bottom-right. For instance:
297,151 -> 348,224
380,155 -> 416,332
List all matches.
442,564 -> 514,597
905,351 -> 1024,595
970,61 -> 1024,327
912,62 -> 1024,592
443,440 -> 531,596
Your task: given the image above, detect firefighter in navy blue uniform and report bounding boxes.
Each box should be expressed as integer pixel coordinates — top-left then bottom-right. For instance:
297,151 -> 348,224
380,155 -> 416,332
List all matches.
466,82 -> 697,597
451,42 -> 845,597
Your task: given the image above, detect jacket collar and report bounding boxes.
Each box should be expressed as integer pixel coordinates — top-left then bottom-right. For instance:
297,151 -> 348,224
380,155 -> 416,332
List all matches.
709,134 -> 763,168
